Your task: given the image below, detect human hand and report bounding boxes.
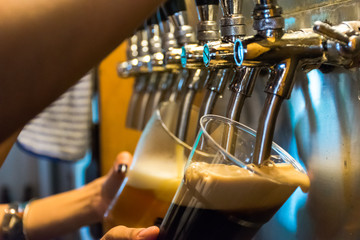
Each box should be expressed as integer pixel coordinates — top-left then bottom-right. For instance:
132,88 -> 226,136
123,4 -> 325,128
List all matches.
101,225 -> 159,240
87,151 -> 133,220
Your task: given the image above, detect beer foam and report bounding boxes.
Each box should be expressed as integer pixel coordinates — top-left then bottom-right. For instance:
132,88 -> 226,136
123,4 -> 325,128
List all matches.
253,160 -> 310,193
127,157 -> 184,190
176,162 -> 310,211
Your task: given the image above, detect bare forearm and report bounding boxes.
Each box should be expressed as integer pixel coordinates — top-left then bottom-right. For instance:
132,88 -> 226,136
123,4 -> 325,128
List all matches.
23,180 -> 103,240
0,0 -> 162,142
0,131 -> 20,167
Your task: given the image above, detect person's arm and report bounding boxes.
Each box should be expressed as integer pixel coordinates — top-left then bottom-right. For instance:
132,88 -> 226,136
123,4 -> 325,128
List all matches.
22,152 -> 134,240
0,131 -> 20,167
0,0 -> 163,142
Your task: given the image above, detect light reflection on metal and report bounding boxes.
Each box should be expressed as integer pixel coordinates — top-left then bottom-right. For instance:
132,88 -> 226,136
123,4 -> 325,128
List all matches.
234,39 -> 244,66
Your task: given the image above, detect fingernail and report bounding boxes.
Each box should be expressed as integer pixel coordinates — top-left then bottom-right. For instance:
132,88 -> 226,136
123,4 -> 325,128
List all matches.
117,164 -> 128,174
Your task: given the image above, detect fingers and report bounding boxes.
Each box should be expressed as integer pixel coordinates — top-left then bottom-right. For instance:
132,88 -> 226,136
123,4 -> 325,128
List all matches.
102,151 -> 133,202
112,151 -> 133,175
101,226 -> 159,240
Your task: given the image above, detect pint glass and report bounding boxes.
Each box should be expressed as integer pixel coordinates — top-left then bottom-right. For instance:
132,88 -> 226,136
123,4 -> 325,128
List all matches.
159,115 -> 310,240
104,101 -> 197,229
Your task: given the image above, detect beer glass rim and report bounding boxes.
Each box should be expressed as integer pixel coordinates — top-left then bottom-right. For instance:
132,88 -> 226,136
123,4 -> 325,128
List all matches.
154,101 -> 193,152
199,114 -> 306,174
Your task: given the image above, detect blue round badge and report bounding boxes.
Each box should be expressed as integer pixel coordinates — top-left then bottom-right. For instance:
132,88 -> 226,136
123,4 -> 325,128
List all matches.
181,46 -> 187,68
203,44 -> 210,67
234,39 -> 244,66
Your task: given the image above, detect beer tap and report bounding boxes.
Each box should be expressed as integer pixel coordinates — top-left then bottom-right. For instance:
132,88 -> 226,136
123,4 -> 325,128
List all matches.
162,0 -> 207,142
120,33 -> 141,129
229,0 -> 360,165
118,25 -> 151,130
157,8 -> 187,103
117,34 -> 138,79
188,0 -> 237,127
220,0 -> 264,122
162,0 -> 196,70
161,0 -> 195,104
195,0 -> 260,124
142,13 -> 173,128
133,21 -> 154,130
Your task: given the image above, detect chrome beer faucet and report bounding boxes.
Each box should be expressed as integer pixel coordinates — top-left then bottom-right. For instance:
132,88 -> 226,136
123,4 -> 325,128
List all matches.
219,0 -> 259,122
142,13 -> 174,129
162,0 -> 208,142
133,22 -> 155,130
117,25 -> 151,130
199,0 -> 260,123
183,0 -> 221,123
157,8 -> 188,103
229,0 -> 360,164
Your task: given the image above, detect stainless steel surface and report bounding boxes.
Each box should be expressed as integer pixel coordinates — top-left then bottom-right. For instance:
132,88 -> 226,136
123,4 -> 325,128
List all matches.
196,4 -> 219,22
136,72 -> 159,130
233,0 -> 360,239
147,24 -> 162,56
226,67 -> 260,121
220,0 -> 242,16
198,68 -> 232,119
252,93 -> 283,165
143,72 -> 171,126
220,0 -> 246,42
125,75 -> 148,129
252,0 -> 284,38
175,68 -> 205,141
171,11 -> 196,45
229,3 -> 360,168
168,69 -> 190,102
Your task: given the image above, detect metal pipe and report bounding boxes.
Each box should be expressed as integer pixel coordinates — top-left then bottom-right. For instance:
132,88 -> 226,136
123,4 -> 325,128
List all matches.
221,0 -> 243,16
176,69 -> 204,141
125,75 -> 148,129
137,72 -> 159,130
252,94 -> 283,165
168,69 -> 190,102
198,68 -> 232,118
143,72 -> 172,125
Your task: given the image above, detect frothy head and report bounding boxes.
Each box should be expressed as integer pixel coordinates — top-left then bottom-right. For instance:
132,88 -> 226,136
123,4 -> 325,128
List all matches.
175,162 -> 310,211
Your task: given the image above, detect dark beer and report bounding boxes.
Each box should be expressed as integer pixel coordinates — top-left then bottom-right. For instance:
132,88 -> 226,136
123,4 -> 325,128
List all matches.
158,162 -> 310,240
158,203 -> 284,240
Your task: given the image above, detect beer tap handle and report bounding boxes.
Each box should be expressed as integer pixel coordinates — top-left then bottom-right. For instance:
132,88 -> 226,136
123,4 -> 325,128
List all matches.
314,21 -> 360,66
163,0 -> 187,16
195,0 -> 219,6
158,7 -> 169,22
146,13 -> 158,27
313,21 -> 350,45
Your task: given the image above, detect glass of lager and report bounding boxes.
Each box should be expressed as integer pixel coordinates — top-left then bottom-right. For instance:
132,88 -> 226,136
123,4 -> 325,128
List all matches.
158,115 -> 310,240
104,101 -> 197,230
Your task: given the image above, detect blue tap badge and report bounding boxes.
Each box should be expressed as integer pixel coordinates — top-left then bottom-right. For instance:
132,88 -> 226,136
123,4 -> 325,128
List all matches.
203,44 -> 210,67
234,39 -> 244,66
181,46 -> 187,68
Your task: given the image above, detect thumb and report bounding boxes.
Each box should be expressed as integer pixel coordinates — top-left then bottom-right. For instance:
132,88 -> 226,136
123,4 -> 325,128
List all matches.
101,226 -> 159,240
102,151 -> 133,203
